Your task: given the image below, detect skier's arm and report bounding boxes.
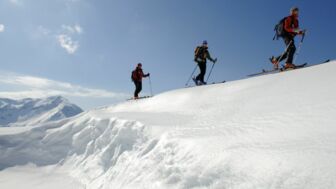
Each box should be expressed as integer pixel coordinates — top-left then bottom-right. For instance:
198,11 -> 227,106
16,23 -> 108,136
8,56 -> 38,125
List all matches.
206,51 -> 217,63
142,71 -> 150,77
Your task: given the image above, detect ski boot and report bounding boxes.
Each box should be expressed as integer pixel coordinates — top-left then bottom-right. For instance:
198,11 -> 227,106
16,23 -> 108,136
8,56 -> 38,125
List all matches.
192,77 -> 200,86
269,56 -> 279,70
284,63 -> 296,69
199,81 -> 207,85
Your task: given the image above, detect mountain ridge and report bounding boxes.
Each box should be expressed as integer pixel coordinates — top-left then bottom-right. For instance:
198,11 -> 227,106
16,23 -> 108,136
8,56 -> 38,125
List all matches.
0,96 -> 83,127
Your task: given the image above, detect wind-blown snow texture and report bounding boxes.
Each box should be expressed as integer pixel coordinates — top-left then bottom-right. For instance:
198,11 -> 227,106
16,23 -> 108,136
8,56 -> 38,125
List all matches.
0,96 -> 83,127
0,62 -> 336,189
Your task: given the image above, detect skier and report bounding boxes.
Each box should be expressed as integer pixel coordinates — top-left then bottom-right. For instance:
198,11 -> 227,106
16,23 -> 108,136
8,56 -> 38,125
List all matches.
270,7 -> 305,70
193,40 -> 217,85
131,63 -> 150,99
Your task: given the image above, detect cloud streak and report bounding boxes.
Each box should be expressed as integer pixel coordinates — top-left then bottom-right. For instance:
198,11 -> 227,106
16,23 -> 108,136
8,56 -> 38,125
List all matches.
0,24 -> 5,32
57,34 -> 79,54
57,24 -> 82,54
62,24 -> 82,34
0,72 -> 127,100
8,0 -> 23,6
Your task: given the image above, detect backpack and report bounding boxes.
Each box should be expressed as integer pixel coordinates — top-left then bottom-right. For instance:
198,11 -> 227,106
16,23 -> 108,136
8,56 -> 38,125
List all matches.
273,16 -> 291,40
194,46 -> 204,61
131,70 -> 138,81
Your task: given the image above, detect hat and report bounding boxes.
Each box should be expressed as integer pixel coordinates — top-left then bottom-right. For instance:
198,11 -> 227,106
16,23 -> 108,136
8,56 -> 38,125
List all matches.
137,63 -> 142,67
202,40 -> 208,45
290,7 -> 299,13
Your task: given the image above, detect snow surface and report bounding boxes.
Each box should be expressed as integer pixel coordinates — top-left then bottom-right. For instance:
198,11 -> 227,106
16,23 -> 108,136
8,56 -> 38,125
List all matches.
0,96 -> 83,127
1,61 -> 336,189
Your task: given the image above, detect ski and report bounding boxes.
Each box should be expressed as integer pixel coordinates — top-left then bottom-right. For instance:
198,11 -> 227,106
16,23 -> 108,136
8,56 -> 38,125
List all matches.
279,63 -> 307,72
127,96 -> 152,101
210,81 -> 226,85
247,59 -> 330,77
247,68 -> 280,77
186,80 -> 226,88
305,59 -> 330,68
248,64 -> 307,77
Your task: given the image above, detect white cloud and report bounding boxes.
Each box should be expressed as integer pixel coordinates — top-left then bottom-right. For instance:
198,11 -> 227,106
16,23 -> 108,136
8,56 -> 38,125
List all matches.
62,24 -> 82,34
57,24 -> 83,54
9,0 -> 22,6
0,24 -> 5,32
74,25 -> 82,34
30,24 -> 82,54
57,34 -> 79,54
0,72 -> 127,100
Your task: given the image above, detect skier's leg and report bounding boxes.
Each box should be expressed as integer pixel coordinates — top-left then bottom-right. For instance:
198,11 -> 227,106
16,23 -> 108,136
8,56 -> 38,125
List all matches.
200,63 -> 207,83
195,63 -> 202,81
134,81 -> 141,98
286,38 -> 296,65
139,82 -> 142,95
275,37 -> 291,63
134,82 -> 138,98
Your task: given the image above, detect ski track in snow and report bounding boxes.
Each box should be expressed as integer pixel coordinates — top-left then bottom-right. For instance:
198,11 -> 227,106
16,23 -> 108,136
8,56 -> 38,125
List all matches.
1,61 -> 336,188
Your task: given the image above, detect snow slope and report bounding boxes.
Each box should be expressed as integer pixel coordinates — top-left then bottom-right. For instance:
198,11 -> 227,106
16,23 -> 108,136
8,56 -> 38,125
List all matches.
0,61 -> 336,189
0,96 -> 83,127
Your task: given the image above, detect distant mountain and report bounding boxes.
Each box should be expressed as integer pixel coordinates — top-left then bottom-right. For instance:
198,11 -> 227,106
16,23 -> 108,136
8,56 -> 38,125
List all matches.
0,96 -> 83,127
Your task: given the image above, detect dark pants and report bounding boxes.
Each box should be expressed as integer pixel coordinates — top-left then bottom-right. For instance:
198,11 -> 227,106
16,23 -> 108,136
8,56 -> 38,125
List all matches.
276,36 -> 296,64
134,81 -> 142,98
195,62 -> 207,83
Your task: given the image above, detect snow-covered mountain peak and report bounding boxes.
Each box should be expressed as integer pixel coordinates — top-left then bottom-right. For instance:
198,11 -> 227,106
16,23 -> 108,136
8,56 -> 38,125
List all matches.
0,96 -> 83,127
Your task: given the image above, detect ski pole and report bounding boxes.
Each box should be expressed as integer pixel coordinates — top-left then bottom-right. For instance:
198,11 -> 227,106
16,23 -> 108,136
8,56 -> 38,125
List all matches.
300,30 -> 306,43
185,64 -> 198,86
206,62 -> 216,83
275,40 -> 294,66
293,32 -> 306,64
148,75 -> 153,96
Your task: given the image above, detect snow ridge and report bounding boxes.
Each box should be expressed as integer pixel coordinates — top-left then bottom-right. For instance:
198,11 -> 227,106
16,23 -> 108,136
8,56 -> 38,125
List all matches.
1,61 -> 336,189
0,113 -> 200,189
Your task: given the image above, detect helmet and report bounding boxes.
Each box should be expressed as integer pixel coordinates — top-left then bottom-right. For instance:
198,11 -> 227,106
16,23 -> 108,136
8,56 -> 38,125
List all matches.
290,7 -> 299,13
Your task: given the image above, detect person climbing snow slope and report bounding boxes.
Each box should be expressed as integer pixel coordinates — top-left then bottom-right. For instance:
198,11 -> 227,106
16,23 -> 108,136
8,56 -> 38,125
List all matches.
131,63 -> 150,99
193,40 -> 217,85
270,7 -> 306,70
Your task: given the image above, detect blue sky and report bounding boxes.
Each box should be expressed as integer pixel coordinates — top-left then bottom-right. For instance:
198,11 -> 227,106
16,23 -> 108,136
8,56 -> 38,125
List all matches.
0,0 -> 335,109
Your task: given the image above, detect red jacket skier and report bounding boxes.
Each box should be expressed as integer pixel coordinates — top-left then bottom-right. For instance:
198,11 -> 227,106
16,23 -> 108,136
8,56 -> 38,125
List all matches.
270,7 -> 305,69
131,63 -> 150,99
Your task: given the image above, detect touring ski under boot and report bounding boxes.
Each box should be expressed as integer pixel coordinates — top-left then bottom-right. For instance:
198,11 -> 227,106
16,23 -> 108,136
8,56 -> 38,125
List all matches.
199,81 -> 207,85
192,77 -> 200,86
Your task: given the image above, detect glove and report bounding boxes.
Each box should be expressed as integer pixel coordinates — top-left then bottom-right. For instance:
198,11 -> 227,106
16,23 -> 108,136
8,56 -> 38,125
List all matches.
296,29 -> 306,35
213,58 -> 217,64
147,73 -> 150,77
